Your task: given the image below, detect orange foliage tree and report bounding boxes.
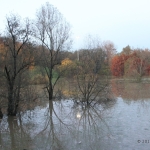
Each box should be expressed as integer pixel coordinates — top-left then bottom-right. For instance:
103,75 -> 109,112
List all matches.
111,48 -> 150,77
111,54 -> 129,76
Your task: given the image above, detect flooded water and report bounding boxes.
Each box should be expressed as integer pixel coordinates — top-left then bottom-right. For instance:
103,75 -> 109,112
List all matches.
1,81 -> 150,150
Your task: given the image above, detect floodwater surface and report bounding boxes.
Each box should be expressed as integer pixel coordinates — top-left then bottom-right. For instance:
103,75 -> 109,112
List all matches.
1,81 -> 150,150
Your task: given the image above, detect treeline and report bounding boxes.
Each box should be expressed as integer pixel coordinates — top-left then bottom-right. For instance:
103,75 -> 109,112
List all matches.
111,45 -> 150,78
53,42 -> 116,78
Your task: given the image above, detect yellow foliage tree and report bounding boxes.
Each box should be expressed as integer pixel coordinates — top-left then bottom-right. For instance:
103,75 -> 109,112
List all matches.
61,58 -> 73,67
58,58 -> 76,77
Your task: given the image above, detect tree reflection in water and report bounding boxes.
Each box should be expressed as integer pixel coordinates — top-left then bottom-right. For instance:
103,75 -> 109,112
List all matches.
111,80 -> 150,101
0,98 -> 116,150
2,81 -> 150,149
0,115 -> 33,150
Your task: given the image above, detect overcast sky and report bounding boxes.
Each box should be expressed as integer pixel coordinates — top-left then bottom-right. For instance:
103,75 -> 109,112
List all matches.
0,0 -> 150,52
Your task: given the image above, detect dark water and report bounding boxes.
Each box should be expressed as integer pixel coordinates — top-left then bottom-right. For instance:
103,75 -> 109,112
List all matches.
1,82 -> 150,150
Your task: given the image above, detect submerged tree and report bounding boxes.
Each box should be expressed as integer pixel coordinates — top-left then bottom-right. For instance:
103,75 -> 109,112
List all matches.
34,2 -> 72,100
1,14 -> 34,116
75,36 -> 109,105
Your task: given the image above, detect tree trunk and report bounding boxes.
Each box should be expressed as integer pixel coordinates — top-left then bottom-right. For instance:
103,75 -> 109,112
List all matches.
48,81 -> 53,100
0,107 -> 3,119
8,87 -> 14,116
7,85 -> 16,116
14,75 -> 21,116
48,67 -> 53,100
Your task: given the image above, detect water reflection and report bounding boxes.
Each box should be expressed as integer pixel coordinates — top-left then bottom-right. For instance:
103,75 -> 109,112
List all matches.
111,80 -> 150,100
0,115 -> 33,150
0,98 -> 115,150
1,82 -> 150,149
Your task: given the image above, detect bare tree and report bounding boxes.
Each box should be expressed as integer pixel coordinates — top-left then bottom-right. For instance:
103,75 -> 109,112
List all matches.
34,2 -> 72,100
75,36 -> 109,105
1,14 -> 34,116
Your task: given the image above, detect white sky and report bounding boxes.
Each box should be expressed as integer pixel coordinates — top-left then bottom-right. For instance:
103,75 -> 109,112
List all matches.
0,0 -> 150,52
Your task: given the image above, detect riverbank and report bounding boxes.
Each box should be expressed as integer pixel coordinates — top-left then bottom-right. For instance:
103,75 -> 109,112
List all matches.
111,76 -> 150,83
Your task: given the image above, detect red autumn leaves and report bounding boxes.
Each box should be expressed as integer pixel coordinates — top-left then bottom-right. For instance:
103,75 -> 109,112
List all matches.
111,50 -> 150,77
